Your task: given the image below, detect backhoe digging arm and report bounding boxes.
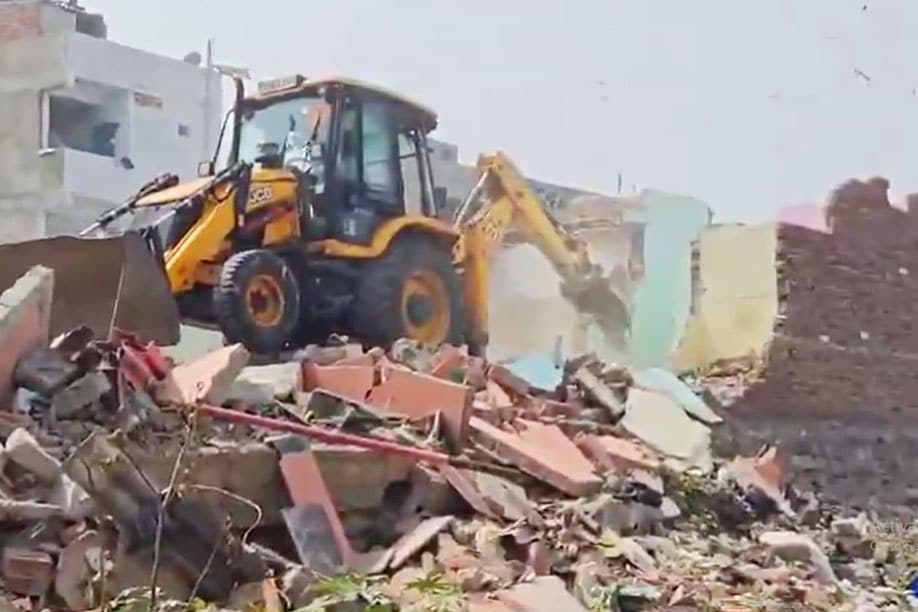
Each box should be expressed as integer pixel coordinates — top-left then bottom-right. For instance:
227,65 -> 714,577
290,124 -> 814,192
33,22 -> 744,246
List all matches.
454,152 -> 629,351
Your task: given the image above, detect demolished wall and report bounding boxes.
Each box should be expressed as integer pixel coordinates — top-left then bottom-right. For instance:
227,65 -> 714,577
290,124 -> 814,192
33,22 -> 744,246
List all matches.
723,177 -> 918,512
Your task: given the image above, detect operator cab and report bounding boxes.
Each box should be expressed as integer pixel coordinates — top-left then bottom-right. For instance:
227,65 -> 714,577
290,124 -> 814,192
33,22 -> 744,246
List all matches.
218,75 -> 447,246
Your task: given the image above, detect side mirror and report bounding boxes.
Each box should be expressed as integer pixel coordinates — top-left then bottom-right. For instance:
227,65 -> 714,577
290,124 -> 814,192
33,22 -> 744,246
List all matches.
197,160 -> 214,177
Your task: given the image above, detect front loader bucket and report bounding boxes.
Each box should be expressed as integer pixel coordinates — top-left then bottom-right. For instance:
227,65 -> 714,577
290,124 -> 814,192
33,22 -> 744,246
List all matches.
0,233 -> 181,345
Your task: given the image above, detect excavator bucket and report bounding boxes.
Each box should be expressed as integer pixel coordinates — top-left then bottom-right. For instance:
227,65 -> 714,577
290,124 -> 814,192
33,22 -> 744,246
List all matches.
0,233 -> 181,345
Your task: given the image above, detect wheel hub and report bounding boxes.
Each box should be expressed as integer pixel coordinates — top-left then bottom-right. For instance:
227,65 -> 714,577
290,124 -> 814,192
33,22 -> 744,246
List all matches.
405,294 -> 434,327
246,274 -> 285,328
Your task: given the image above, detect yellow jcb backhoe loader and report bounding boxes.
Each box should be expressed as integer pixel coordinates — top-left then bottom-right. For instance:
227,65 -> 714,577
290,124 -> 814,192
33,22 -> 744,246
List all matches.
0,75 -> 628,355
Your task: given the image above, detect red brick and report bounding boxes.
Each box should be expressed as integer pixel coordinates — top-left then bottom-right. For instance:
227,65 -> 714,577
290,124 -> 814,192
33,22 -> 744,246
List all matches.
487,364 -> 531,397
278,450 -> 353,567
485,380 -> 514,411
470,417 -> 601,497
0,266 -> 53,408
429,345 -> 466,379
464,356 -> 488,390
367,366 -> 472,447
575,434 -> 661,474
301,362 -> 375,403
525,397 -> 582,419
1,547 -> 53,596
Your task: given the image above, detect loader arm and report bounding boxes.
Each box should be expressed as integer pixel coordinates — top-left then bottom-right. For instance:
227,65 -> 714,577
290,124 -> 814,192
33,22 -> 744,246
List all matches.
454,152 -> 629,350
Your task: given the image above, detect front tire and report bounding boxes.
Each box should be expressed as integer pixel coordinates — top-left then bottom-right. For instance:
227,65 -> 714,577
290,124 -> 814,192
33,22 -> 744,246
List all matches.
352,235 -> 465,348
213,249 -> 300,354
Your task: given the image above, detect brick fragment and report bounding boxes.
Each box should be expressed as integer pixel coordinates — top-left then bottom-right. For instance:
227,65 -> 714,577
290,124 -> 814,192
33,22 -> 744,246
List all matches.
526,397 -> 582,419
487,364 -> 530,397
278,449 -> 353,570
1,547 -> 53,596
367,366 -> 472,447
485,380 -> 514,411
388,515 -> 453,570
575,434 -> 661,473
301,362 -> 375,403
470,417 -> 601,497
429,345 -> 466,380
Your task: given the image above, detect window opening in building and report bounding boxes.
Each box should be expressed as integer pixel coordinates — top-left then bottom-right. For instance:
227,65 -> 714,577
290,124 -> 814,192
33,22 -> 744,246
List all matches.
47,96 -> 120,158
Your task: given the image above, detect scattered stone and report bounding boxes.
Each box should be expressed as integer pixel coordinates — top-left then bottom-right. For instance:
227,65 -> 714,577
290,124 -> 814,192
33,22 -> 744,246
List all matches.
6,427 -> 61,482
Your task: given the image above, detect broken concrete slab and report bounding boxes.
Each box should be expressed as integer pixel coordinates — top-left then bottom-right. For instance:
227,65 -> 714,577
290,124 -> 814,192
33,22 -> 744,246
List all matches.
759,530 -> 837,586
0,499 -> 65,521
51,371 -> 111,418
440,465 -> 500,520
138,441 -> 287,526
620,388 -> 713,472
630,367 -> 723,424
228,362 -> 302,403
470,417 -> 601,497
368,365 -> 473,447
472,471 -> 542,524
5,427 -> 61,483
0,266 -> 54,408
47,474 -> 94,520
312,443 -> 415,512
12,347 -> 81,398
55,530 -> 102,610
64,432 -> 264,600
489,575 -> 587,612
154,343 -> 250,405
501,353 -> 564,391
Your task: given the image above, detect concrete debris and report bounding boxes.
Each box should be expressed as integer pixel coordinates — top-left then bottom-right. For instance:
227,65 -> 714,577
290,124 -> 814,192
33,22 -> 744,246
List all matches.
0,264 -> 908,610
620,388 -> 713,471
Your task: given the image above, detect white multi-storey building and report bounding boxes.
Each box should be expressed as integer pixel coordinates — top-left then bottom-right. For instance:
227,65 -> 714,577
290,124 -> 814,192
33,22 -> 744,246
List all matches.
0,0 -> 222,241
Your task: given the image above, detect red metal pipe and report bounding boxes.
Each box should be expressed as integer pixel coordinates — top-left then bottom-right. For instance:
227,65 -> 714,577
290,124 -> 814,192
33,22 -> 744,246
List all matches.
196,403 -> 451,465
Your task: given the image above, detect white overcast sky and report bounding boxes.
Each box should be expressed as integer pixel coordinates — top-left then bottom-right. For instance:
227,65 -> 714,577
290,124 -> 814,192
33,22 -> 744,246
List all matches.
82,0 -> 918,222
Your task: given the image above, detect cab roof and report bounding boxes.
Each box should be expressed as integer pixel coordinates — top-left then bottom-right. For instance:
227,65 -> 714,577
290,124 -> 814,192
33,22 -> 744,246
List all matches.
250,75 -> 438,132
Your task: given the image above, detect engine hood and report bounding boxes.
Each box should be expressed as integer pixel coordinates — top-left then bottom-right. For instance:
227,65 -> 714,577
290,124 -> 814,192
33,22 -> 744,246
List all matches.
135,176 -> 215,207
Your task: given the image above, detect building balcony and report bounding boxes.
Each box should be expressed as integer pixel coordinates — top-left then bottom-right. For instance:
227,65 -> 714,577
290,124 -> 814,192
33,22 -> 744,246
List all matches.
39,147 -> 146,205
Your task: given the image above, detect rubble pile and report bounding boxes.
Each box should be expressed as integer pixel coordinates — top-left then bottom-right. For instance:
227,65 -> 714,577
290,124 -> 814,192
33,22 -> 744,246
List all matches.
705,177 -> 918,511
0,265 -> 914,611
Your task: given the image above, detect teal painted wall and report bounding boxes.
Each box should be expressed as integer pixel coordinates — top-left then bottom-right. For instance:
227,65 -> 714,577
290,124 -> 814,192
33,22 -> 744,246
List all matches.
627,190 -> 711,367
582,190 -> 711,368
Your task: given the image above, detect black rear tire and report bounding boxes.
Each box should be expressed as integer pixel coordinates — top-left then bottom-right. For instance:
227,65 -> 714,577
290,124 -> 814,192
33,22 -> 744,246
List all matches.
213,249 -> 300,354
352,234 -> 465,348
